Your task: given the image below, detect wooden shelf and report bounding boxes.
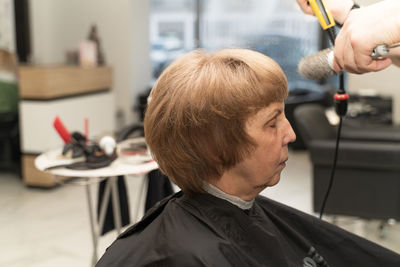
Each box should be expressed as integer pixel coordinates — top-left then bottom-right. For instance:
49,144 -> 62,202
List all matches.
22,155 -> 55,187
18,65 -> 113,99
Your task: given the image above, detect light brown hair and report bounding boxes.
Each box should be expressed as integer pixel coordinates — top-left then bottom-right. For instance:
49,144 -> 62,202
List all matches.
144,48 -> 288,194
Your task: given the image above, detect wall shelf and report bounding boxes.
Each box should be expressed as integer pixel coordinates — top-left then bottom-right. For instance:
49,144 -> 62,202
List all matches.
18,65 -> 112,99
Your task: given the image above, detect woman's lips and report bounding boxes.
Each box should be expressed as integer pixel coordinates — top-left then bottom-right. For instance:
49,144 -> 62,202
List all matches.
279,158 -> 288,167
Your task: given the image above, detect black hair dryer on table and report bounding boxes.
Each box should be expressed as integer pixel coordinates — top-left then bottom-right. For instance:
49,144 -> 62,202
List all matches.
46,117 -> 117,170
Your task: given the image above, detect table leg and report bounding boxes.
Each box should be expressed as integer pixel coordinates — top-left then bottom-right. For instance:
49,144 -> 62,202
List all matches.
133,175 -> 147,222
97,179 -> 112,235
110,176 -> 122,234
85,184 -> 98,267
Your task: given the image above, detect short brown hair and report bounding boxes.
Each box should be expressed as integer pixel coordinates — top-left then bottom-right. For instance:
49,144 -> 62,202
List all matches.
144,48 -> 288,194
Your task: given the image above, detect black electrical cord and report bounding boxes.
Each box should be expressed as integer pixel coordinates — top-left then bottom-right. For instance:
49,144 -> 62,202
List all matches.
319,117 -> 342,219
319,73 -> 346,220
309,0 -> 350,220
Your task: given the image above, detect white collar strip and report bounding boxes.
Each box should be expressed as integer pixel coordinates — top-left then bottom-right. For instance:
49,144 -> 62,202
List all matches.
203,183 -> 254,210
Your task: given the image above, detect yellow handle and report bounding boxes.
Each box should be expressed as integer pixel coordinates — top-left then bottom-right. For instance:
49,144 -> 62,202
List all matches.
308,0 -> 336,30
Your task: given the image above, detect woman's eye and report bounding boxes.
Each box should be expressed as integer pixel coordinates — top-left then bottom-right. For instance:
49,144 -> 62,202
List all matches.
268,119 -> 277,128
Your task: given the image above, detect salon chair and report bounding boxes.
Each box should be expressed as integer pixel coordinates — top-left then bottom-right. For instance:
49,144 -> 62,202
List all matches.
294,104 -> 400,220
285,83 -> 333,150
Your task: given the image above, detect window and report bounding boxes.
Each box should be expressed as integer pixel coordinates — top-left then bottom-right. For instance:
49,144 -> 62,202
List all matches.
150,0 -> 196,82
150,0 -> 324,90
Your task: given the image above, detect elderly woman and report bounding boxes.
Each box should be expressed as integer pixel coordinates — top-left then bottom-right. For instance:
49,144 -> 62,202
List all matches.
96,49 -> 399,267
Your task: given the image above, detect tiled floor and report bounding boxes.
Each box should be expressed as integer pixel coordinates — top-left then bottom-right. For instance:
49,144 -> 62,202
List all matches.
0,150 -> 398,267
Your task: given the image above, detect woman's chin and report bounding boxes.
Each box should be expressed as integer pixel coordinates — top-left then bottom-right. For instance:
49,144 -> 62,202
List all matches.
268,174 -> 281,187
257,173 -> 281,189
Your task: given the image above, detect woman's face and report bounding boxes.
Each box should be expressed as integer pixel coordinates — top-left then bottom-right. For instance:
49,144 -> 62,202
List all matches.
221,101 -> 296,200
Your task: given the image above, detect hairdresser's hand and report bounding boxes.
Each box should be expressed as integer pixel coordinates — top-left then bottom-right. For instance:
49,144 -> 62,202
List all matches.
333,0 -> 400,74
388,47 -> 400,68
296,0 -> 354,25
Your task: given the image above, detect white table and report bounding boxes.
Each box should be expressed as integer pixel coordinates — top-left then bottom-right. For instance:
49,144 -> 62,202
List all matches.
35,149 -> 158,266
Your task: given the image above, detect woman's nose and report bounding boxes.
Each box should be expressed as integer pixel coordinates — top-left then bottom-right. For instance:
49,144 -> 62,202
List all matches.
283,119 -> 296,145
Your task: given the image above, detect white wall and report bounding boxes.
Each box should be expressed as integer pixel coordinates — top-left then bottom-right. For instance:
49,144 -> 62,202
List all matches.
0,0 -> 15,51
29,0 -> 151,128
347,0 -> 400,123
20,92 -> 116,153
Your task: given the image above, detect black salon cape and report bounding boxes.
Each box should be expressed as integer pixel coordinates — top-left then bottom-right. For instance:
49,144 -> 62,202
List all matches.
96,191 -> 400,267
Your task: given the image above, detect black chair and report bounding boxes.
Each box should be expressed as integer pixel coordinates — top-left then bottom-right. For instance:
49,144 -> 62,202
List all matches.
294,104 -> 400,220
285,83 -> 333,150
